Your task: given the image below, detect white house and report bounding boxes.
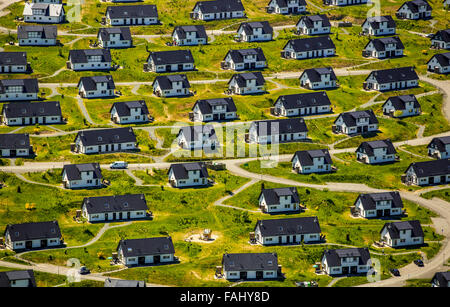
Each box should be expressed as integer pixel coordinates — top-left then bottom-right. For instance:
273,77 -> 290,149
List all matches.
254,217 -> 322,245
176,125 -> 219,150
272,91 -> 332,117
191,98 -> 238,122
68,49 -> 112,71
291,149 -> 333,174
62,163 -> 103,189
248,118 -> 308,144
190,0 -> 245,21
282,36 -> 336,59
266,0 -> 307,14
0,79 -> 39,102
0,52 -> 28,73
97,27 -> 132,48
396,0 -> 432,20
222,253 -> 280,280
403,159 -> 450,186
321,248 -> 372,275
236,21 -> 273,42
146,50 -> 195,73
430,29 -> 450,49
427,136 -> 450,159
356,139 -> 397,164
82,194 -> 148,223
363,67 -> 419,91
23,3 -> 65,24
168,162 -> 210,188
152,74 -> 191,98
296,14 -> 331,35
117,237 -> 175,266
110,100 -> 150,124
78,75 -> 116,99
380,220 -> 424,248
17,25 -> 57,46
323,0 -> 368,5
382,94 -> 421,118
0,270 -> 36,288
73,127 -> 137,154
299,67 -> 338,90
362,37 -> 405,59
427,52 -> 450,74
334,110 -> 379,135
258,187 -> 301,213
361,15 -> 396,36
32,0 -> 62,3
172,25 -> 208,46
431,272 -> 450,287
1,101 -> 63,126
0,133 -> 32,157
222,48 -> 267,71
105,5 -> 158,26
353,191 -> 404,218
227,72 -> 266,95
4,221 -> 62,251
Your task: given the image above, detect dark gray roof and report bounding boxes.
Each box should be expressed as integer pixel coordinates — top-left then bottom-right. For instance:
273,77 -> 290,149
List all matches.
356,139 -> 397,156
193,0 -> 245,14
0,270 -> 36,287
271,0 -> 307,8
177,124 -> 217,143
428,52 -> 450,67
117,237 -> 175,257
225,48 -> 266,64
383,94 -> 420,111
153,74 -> 190,90
69,49 -> 111,64
78,75 -> 115,91
238,21 -> 273,35
229,72 -> 265,87
75,127 -> 136,146
0,52 -> 27,66
432,271 -> 450,287
0,133 -> 31,150
252,118 -> 308,136
172,25 -> 207,40
427,136 -> 450,152
104,278 -> 146,287
407,159 -> 450,177
82,194 -> 148,214
193,97 -> 237,114
4,221 -> 61,242
275,91 -> 331,109
2,101 -> 62,118
168,162 -> 209,180
110,100 -> 149,117
399,0 -> 432,13
381,220 -> 424,239
355,191 -> 403,210
366,66 -> 418,84
297,14 -> 331,28
17,25 -> 57,40
431,29 -> 450,43
284,36 -> 335,52
291,149 -> 332,166
323,248 -> 371,267
364,36 -> 404,52
255,216 -> 321,236
98,27 -> 132,42
334,110 -> 378,127
106,5 -> 158,19
147,49 -> 194,66
363,15 -> 396,29
222,253 -> 278,271
0,78 -> 39,94
300,67 -> 337,82
259,187 -> 300,205
62,163 -> 102,181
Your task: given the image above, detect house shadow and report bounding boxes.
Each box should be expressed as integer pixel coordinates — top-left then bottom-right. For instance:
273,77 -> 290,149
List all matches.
126,258 -> 180,268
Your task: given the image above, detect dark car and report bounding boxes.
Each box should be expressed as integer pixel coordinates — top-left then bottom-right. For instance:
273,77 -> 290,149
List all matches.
79,266 -> 90,275
390,268 -> 400,276
414,259 -> 424,267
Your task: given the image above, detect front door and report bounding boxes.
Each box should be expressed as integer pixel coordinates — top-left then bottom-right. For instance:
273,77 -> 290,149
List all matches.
41,239 -> 47,248
154,255 -> 161,264
240,271 -> 247,279
127,212 -> 131,219
377,210 -> 383,217
113,212 -> 116,220
10,150 -> 16,157
350,266 -> 357,274
286,236 -> 290,244
279,236 -> 282,244
256,271 -> 263,279
26,241 -> 32,249
383,209 -> 390,216
342,266 -> 349,275
178,64 -> 183,71
138,257 -> 145,265
441,176 -> 446,183
429,177 -> 434,184
166,65 -> 171,72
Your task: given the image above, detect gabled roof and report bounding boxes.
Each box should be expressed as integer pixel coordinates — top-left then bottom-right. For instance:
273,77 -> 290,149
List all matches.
82,194 -> 148,214
110,100 -> 149,117
399,0 -> 432,13
291,149 -> 333,166
275,91 -> 331,109
238,21 -> 273,35
4,221 -> 61,242
255,216 -> 321,236
117,237 -> 175,257
428,52 -> 450,67
366,66 -> 418,84
153,74 -> 191,90
78,75 -> 115,91
0,270 -> 36,287
271,0 -> 307,8
222,253 -> 278,271
2,101 -> 62,118
297,14 -> 331,28
364,36 -> 404,52
225,48 -> 266,63
381,220 -> 424,239
334,110 -> 378,127
252,118 -> 308,136
193,97 -> 237,114
284,36 -> 335,52
431,29 -> 450,43
23,3 -> 64,17
0,52 -> 27,66
356,139 -> 397,156
363,15 -> 396,29
300,67 -> 337,82
75,127 -> 136,146
178,124 -> 218,143
17,25 -> 57,40
106,5 -> 158,19
0,133 -> 31,150
172,25 -> 207,39
259,187 -> 300,205
194,0 -> 245,14
168,162 -> 209,180
229,72 -> 265,87
69,49 -> 111,64
383,94 -> 420,111
0,79 -> 39,94
355,191 -> 403,210
147,49 -> 194,66
62,163 -> 102,181
406,159 -> 450,177
98,27 -> 132,42
323,248 -> 371,267
432,271 -> 450,287
104,278 -> 146,287
427,136 -> 450,152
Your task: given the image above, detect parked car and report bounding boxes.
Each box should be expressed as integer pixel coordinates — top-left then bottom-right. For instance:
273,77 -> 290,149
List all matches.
295,281 -> 318,287
414,259 -> 424,267
390,268 -> 400,276
79,266 -> 90,275
110,161 -> 128,169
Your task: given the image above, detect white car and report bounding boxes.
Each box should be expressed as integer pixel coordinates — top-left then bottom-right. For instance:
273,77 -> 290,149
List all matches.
110,161 -> 128,169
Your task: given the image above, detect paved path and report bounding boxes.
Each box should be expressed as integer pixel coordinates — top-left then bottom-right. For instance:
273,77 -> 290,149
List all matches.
213,178 -> 260,213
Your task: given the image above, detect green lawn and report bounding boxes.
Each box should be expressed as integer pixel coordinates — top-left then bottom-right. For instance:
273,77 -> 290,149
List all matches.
422,188 -> 450,202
